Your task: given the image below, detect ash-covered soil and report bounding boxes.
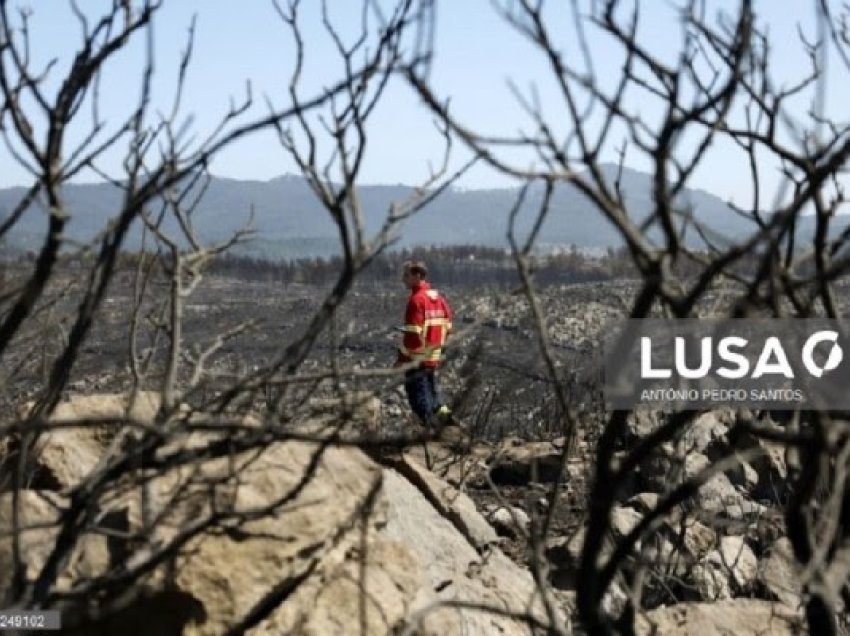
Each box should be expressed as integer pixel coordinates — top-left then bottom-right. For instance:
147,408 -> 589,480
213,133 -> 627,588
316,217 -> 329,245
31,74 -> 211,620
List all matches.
4,268 -> 632,439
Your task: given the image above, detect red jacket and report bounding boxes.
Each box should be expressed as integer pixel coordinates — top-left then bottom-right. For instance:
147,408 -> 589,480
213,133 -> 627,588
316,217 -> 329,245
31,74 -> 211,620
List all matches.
397,281 -> 453,368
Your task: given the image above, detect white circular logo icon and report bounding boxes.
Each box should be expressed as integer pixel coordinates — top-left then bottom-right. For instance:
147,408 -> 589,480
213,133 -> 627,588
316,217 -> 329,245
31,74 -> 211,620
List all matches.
802,331 -> 844,378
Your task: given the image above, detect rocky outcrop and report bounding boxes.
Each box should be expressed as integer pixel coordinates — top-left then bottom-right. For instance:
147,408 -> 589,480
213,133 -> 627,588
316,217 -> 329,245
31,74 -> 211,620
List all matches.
383,453 -> 500,551
370,469 -> 559,635
163,442 -> 385,635
3,392 -> 818,634
677,410 -> 732,456
165,443 -> 555,635
575,406 -> 807,628
6,392 -> 558,635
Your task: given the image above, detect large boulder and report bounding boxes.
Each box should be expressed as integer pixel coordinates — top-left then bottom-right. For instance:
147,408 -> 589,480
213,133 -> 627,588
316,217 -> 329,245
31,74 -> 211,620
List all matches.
384,453 -> 500,551
4,392 -> 160,491
69,437 -> 554,634
249,453 -> 558,634
162,442 -> 385,636
8,393 -> 562,634
363,469 -> 558,635
249,537 -> 422,634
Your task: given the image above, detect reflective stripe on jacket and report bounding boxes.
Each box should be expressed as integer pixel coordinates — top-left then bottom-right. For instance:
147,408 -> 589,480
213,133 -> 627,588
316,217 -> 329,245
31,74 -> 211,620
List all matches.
398,281 -> 453,368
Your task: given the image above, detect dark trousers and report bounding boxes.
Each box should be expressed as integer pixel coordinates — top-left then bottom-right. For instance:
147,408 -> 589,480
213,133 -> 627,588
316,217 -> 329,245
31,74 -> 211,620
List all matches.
404,367 -> 441,424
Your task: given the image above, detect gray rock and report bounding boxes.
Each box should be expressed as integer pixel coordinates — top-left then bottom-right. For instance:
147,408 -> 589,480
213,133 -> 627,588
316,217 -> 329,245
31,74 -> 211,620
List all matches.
750,440 -> 788,502
685,453 -> 765,520
13,394 -> 560,635
707,536 -> 758,591
378,469 -> 560,634
692,561 -> 733,600
635,599 -> 803,635
388,454 -> 500,551
725,454 -> 760,492
489,505 -> 530,539
626,410 -> 661,443
678,410 -> 730,455
734,419 -> 790,502
690,535 -> 757,601
759,537 -> 802,609
610,505 -> 643,539
664,517 -> 717,560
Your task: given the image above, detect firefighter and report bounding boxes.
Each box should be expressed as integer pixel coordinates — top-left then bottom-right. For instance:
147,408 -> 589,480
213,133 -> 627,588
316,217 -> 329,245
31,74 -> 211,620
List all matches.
394,260 -> 456,431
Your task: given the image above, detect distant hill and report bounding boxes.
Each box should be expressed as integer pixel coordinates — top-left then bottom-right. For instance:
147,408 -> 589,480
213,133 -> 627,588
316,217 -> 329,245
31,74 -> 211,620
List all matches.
1,166 -> 844,260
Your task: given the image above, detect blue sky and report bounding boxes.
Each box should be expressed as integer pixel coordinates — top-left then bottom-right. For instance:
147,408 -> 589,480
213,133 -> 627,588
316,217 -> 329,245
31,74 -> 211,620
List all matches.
1,0 -> 847,207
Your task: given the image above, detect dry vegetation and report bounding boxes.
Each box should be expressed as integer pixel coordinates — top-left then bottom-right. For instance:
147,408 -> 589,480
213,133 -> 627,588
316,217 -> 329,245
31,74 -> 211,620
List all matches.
3,1 -> 850,634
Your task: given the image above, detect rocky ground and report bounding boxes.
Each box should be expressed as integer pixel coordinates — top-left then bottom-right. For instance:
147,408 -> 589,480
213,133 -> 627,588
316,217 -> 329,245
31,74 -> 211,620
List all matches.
0,393 -> 817,634
3,269 -> 850,633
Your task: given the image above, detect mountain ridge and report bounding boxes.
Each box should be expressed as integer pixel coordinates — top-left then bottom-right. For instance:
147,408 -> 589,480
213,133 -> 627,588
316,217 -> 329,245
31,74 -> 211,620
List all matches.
0,165 -> 841,260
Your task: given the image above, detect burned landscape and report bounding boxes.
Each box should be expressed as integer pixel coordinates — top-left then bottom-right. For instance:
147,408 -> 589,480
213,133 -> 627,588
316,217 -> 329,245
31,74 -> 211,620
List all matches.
2,248 -> 618,437
5,0 -> 850,634
5,248 -> 849,633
